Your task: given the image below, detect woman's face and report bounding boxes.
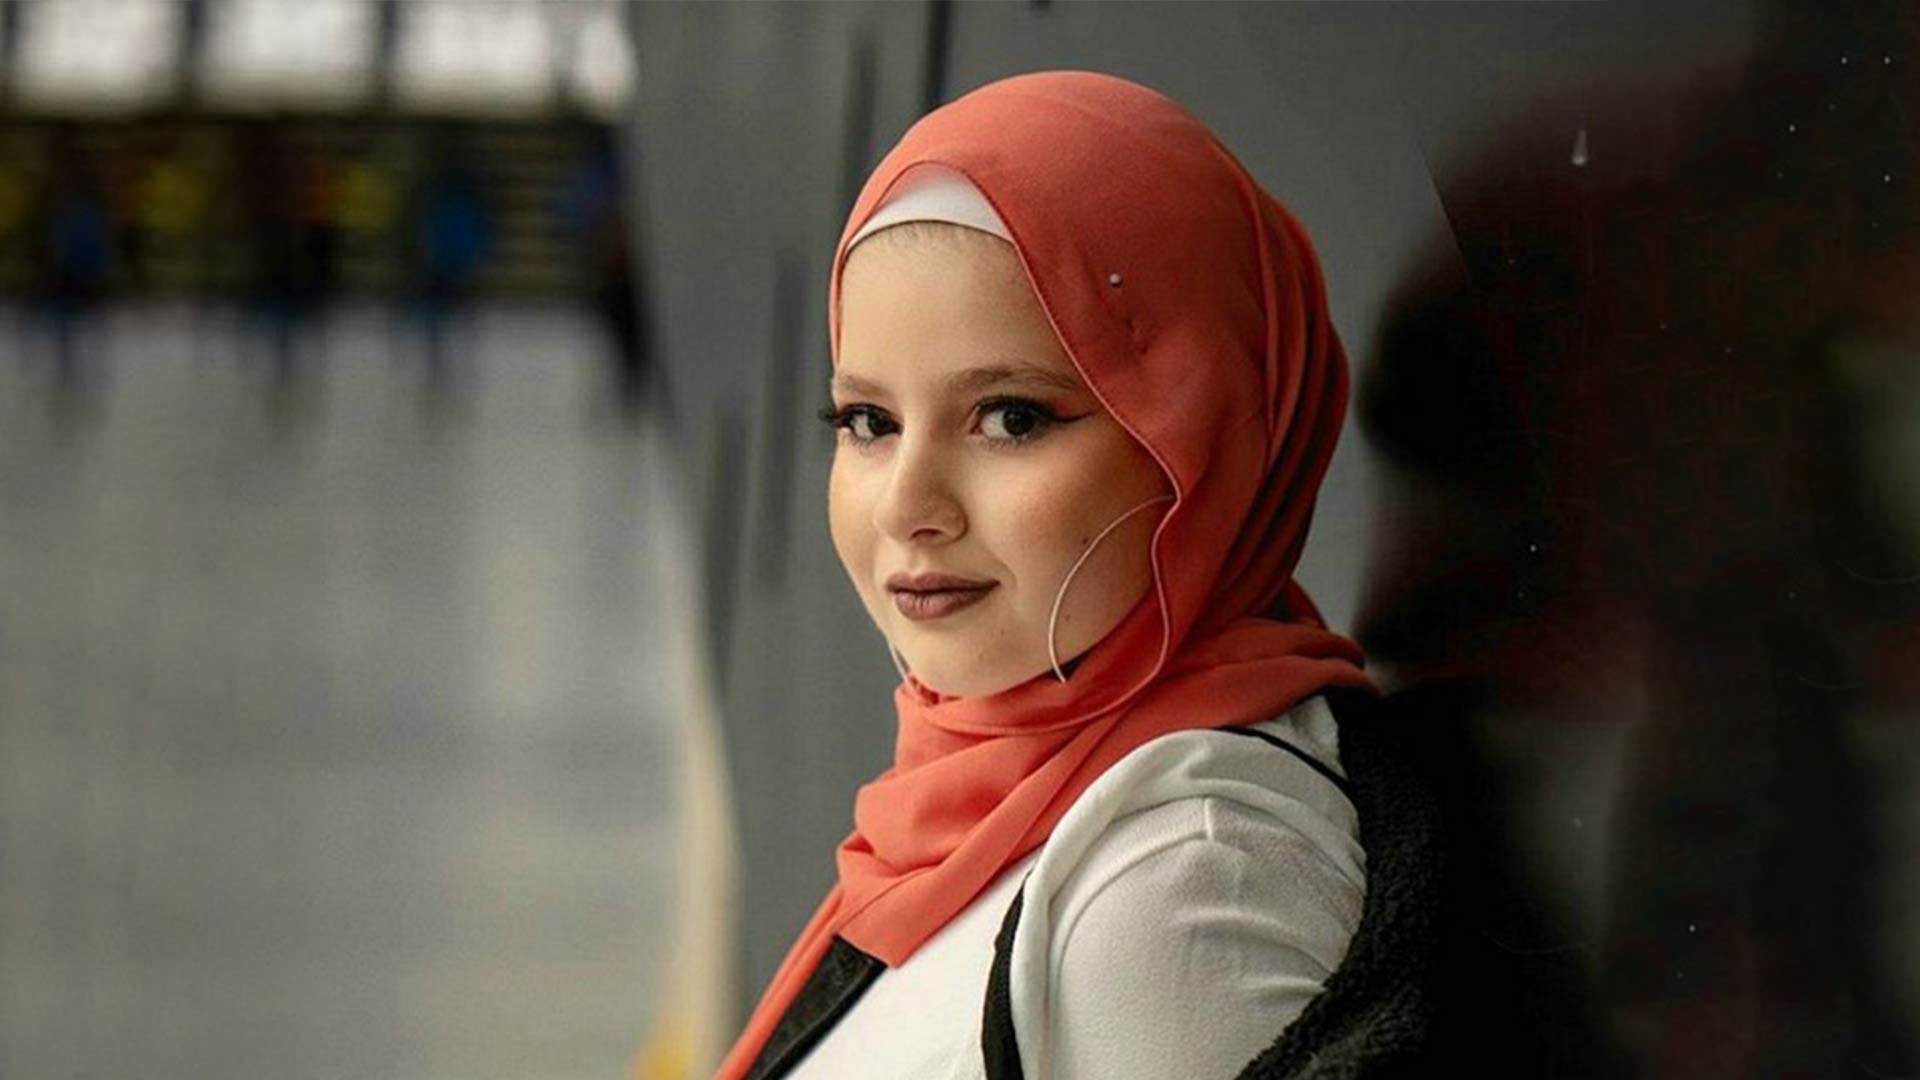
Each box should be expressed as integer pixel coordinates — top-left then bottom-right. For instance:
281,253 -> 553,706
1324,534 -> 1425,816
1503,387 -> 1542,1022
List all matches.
829,224 -> 1172,698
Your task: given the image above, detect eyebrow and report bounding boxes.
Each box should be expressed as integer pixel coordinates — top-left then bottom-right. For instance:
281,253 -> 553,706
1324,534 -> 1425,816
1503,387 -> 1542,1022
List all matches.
832,361 -> 1084,398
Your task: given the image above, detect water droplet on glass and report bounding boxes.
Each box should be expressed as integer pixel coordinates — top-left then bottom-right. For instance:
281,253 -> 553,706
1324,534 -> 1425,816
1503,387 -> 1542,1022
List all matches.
1570,127 -> 1589,167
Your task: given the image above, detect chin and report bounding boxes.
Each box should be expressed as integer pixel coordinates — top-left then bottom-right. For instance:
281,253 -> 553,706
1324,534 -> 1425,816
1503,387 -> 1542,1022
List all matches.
905,649 -> 1040,699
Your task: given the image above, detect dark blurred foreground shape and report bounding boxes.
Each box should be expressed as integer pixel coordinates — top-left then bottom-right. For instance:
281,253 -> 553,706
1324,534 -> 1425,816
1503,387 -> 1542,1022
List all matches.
1357,1 -> 1920,1074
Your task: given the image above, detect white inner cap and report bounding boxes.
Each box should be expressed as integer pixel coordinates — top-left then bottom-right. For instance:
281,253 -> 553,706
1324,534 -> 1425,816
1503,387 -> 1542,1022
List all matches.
846,162 -> 1013,251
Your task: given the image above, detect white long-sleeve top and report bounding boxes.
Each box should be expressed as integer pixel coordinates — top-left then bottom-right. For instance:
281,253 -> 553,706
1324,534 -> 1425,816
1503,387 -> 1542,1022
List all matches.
787,693 -> 1365,1080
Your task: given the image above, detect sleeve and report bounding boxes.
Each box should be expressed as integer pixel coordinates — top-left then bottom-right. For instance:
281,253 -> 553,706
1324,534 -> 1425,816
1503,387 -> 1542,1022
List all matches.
1045,795 -> 1365,1080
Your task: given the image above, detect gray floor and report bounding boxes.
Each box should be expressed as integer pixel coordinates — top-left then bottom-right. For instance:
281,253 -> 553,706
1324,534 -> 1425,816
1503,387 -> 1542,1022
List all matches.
1,300 -> 685,1080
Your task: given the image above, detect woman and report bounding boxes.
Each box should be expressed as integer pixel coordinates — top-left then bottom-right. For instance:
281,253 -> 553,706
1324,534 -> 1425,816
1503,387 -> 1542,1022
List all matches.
715,70 -> 1434,1080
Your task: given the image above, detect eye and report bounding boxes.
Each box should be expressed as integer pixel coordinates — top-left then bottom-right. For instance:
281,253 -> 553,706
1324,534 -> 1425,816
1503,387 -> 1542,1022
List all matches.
977,397 -> 1060,444
818,403 -> 898,445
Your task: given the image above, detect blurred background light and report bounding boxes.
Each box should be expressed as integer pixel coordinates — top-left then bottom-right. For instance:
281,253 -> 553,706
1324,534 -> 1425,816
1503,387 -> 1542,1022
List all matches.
199,0 -> 377,112
12,0 -> 180,114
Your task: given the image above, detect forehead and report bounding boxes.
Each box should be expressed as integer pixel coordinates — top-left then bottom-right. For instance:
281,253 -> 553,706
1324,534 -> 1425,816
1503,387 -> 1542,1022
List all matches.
836,225 -> 1082,392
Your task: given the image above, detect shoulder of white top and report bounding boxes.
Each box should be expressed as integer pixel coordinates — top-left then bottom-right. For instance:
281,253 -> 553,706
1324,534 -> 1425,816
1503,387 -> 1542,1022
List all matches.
1233,692 -> 1346,781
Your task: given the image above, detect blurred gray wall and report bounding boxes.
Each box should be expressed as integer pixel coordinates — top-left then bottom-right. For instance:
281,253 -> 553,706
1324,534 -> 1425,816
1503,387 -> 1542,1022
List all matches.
628,0 -> 936,1011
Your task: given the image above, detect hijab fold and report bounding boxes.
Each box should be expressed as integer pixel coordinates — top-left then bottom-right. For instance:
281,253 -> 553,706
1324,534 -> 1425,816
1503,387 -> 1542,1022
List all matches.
713,69 -> 1376,1080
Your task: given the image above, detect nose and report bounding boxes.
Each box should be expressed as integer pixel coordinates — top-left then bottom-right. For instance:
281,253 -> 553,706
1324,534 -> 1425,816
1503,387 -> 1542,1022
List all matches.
872,432 -> 966,545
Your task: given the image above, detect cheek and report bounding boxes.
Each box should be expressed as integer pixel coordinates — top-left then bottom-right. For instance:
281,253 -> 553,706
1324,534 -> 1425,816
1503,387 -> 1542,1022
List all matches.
989,436 -> 1167,600
983,459 -> 1109,588
827,458 -> 875,584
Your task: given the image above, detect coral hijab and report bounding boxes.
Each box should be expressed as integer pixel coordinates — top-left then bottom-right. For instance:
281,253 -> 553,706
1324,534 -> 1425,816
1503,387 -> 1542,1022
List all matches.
713,69 -> 1376,1079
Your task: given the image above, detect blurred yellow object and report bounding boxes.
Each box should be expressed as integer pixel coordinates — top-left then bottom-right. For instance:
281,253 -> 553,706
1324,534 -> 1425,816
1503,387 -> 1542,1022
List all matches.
631,1012 -> 694,1080
626,426 -> 741,1080
0,171 -> 30,235
138,160 -> 208,235
335,162 -> 401,235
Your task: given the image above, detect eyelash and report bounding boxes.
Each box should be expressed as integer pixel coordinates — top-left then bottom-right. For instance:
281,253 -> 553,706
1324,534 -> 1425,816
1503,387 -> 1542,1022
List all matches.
817,396 -> 1066,448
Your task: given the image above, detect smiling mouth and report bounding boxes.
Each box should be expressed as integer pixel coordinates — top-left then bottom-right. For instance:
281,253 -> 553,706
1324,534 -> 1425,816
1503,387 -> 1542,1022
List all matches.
890,583 -> 996,621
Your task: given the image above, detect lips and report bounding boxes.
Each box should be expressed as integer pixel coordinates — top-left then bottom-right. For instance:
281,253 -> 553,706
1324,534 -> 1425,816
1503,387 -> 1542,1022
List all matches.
886,572 -> 997,622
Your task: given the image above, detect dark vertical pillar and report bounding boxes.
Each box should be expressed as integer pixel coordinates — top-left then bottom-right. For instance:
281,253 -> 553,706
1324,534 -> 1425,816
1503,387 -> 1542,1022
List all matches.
371,0 -> 400,112
176,0 -> 206,105
922,0 -> 951,112
1,1 -> 21,110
